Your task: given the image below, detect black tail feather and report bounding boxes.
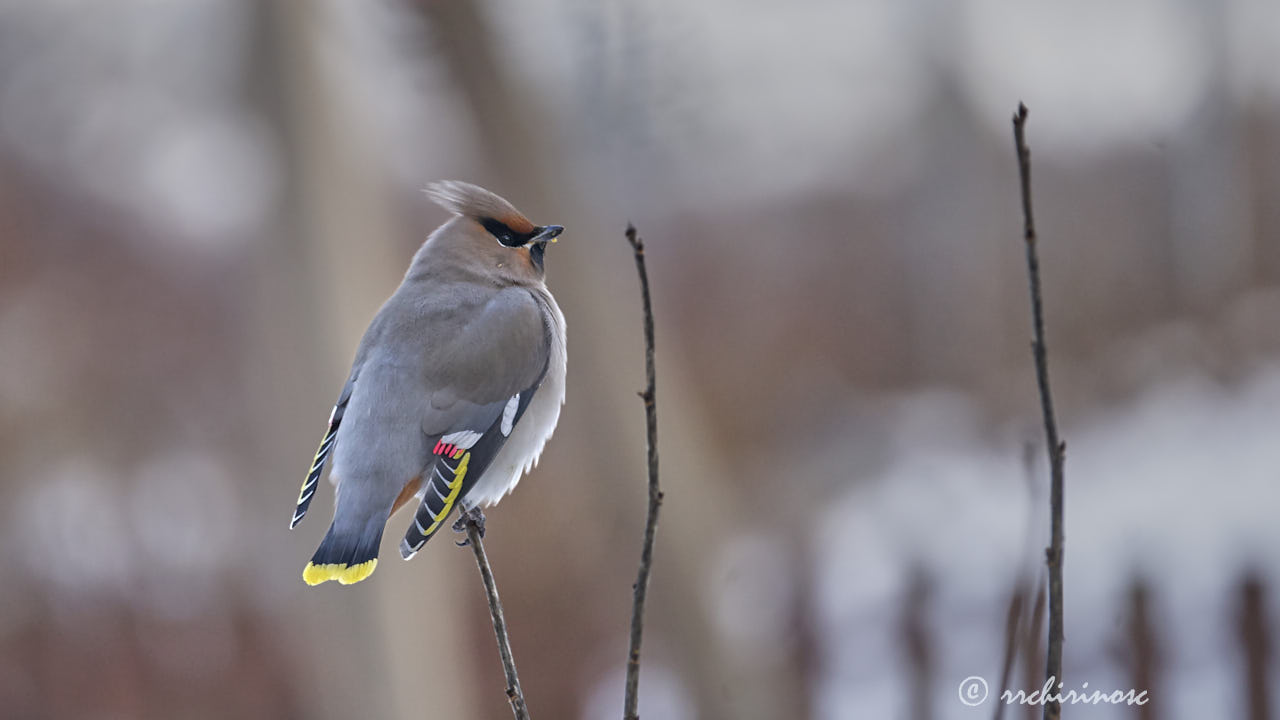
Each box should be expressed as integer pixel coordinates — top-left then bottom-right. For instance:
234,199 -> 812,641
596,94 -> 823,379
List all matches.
303,516 -> 384,586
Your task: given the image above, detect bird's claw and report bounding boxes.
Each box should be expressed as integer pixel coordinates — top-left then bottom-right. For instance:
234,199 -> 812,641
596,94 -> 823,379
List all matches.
453,506 -> 486,546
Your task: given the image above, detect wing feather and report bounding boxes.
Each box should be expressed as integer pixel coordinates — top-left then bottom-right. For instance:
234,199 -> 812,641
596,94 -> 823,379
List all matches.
399,289 -> 552,556
290,372 -> 356,528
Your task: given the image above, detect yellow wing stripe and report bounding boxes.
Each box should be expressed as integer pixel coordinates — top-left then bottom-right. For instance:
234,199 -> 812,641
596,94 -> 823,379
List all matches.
424,452 -> 469,535
297,448 -> 325,500
308,442 -> 328,474
296,432 -> 335,502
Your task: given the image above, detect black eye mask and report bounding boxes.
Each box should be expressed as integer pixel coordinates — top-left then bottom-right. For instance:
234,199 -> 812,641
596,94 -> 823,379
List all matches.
481,217 -> 536,248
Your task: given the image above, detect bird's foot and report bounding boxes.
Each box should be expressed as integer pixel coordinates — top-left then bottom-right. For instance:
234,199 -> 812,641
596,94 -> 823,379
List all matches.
453,506 -> 486,546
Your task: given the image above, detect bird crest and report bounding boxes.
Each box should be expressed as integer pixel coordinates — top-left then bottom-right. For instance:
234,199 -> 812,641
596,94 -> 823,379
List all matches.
425,180 -> 535,234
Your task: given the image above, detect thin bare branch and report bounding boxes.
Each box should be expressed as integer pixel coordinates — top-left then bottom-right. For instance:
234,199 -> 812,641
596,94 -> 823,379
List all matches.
623,223 -> 663,720
1012,102 -> 1067,720
463,511 -> 531,720
995,442 -> 1040,720
993,586 -> 1026,720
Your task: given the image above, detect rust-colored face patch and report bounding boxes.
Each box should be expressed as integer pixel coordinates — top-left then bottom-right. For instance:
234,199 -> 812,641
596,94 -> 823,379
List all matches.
496,212 -> 534,235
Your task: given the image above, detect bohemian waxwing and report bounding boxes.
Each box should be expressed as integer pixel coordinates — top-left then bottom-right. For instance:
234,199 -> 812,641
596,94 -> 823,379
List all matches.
290,181 -> 567,586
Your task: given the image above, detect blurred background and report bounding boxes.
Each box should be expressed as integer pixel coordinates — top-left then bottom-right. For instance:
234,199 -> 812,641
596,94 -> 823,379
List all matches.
1,1 -> 1278,718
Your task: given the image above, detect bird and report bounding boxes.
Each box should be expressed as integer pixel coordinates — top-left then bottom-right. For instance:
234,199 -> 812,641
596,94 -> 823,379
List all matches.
289,181 -> 567,586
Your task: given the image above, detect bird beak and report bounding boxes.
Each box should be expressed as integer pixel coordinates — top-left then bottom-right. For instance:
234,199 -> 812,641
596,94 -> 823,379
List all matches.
531,225 -> 564,244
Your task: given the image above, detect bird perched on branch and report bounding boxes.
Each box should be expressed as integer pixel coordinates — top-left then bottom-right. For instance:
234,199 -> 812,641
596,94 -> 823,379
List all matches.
290,181 -> 567,586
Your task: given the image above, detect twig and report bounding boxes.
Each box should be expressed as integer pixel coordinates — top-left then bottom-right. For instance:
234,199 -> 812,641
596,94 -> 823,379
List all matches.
995,442 -> 1039,720
1237,572 -> 1271,720
1126,578 -> 1158,720
993,586 -> 1025,720
1012,103 -> 1067,720
1022,583 -> 1047,720
464,511 -> 531,720
623,223 -> 663,720
902,568 -> 934,720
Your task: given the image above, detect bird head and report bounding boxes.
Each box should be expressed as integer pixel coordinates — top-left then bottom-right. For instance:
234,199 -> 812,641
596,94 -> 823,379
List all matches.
424,181 -> 563,278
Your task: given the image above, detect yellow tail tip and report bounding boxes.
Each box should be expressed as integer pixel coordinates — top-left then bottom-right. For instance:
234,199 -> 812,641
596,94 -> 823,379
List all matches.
303,559 -> 377,586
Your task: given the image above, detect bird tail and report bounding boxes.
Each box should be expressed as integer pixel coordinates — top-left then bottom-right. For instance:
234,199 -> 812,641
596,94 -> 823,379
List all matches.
303,513 -> 385,586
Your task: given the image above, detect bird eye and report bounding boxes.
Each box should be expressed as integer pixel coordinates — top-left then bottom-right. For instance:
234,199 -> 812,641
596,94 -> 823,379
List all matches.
481,218 -> 525,247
